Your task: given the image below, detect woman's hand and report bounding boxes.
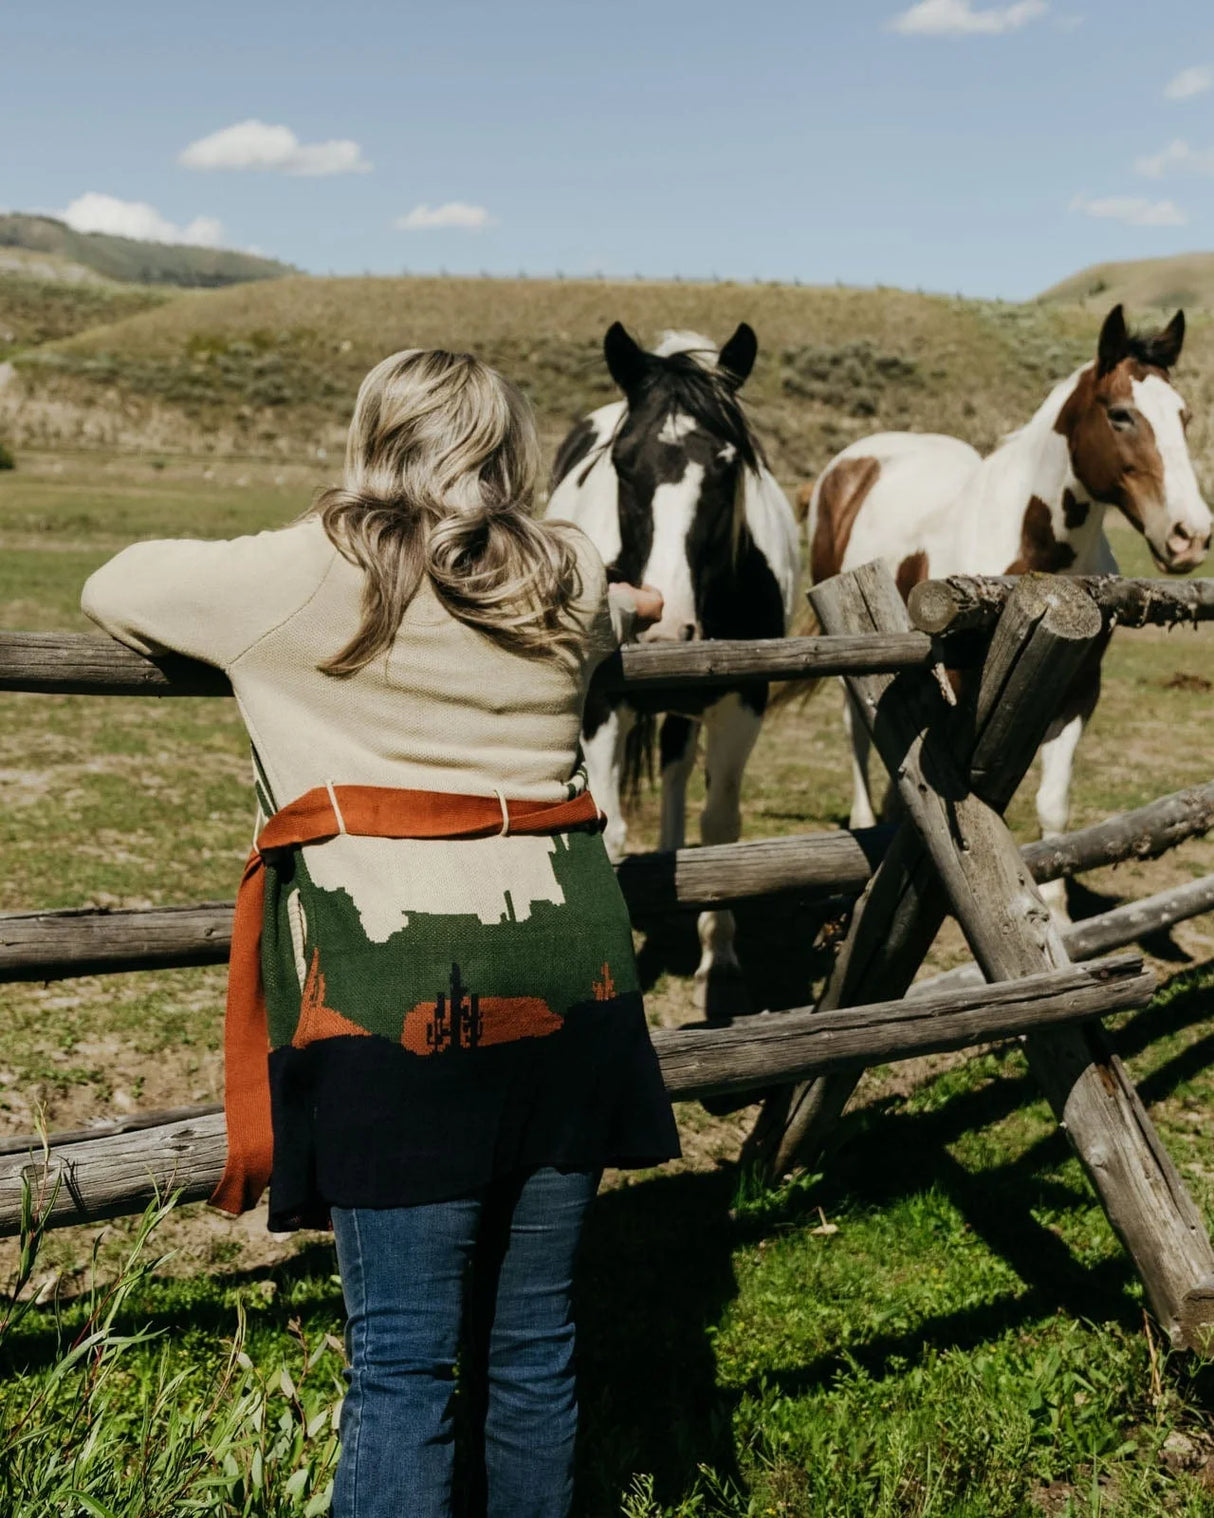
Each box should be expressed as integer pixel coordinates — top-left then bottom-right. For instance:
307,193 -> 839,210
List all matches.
615,582 -> 664,631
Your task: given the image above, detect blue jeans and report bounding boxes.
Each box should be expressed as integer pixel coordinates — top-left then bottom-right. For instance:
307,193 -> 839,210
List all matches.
330,1165 -> 601,1518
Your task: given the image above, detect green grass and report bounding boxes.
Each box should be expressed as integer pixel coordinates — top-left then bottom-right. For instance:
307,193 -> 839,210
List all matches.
1,465 -> 1213,1513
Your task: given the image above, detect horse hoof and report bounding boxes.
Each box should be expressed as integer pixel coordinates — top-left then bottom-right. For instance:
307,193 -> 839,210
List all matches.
693,965 -> 752,1020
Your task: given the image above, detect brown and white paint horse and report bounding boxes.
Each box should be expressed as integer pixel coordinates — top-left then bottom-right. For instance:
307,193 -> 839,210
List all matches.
808,304 -> 1211,918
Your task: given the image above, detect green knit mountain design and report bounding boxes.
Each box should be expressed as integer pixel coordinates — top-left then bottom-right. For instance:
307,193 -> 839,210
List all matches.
261,828 -> 638,1049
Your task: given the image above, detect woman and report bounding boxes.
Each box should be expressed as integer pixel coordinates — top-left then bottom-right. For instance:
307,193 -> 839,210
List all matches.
81,349 -> 682,1517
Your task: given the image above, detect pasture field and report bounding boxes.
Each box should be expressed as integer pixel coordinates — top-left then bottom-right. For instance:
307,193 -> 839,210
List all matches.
1,447 -> 1214,1515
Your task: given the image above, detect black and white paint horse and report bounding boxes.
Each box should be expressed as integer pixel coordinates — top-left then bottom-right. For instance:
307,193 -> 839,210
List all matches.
547,323 -> 800,1013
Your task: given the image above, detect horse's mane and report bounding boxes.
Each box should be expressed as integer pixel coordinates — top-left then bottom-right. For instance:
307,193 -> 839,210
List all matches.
1124,328 -> 1179,370
631,339 -> 766,474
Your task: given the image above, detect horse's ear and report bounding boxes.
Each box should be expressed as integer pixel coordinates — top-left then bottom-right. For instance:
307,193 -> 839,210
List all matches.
718,323 -> 758,388
1097,304 -> 1128,375
1153,309 -> 1186,370
604,322 -> 649,396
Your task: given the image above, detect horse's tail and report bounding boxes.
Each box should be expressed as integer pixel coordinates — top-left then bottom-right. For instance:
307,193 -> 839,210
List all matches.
793,477 -> 816,524
767,595 -> 827,711
622,711 -> 658,806
764,474 -> 826,710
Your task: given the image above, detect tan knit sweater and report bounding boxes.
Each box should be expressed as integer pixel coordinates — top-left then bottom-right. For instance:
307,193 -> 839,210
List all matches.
81,514 -> 633,812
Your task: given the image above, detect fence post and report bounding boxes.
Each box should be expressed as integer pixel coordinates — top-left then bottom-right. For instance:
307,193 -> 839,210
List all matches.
761,561 -> 1214,1348
743,572 -> 1107,1178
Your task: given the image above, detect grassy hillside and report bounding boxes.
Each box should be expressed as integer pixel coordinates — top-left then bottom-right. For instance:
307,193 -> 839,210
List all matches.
1039,252 -> 1214,313
0,269 -> 173,361
2,273 -> 1115,480
0,214 -> 294,289
4,271 -> 1213,493
0,246 -> 115,285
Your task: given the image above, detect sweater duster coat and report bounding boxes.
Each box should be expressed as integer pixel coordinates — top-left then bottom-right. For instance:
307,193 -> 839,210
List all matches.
81,515 -> 682,1230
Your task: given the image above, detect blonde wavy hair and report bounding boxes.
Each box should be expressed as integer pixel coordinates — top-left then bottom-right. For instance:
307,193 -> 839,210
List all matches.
312,348 -> 583,675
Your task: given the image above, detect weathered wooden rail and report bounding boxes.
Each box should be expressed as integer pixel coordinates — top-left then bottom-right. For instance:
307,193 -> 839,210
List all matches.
0,628 -> 943,698
3,780 -> 1213,981
909,573 -> 1214,636
0,954 -> 1151,1235
3,568 -> 1214,1346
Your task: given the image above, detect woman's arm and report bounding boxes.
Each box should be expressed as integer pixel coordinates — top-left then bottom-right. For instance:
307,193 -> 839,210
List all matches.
564,531 -> 665,669
81,520 -> 334,669
607,582 -> 663,642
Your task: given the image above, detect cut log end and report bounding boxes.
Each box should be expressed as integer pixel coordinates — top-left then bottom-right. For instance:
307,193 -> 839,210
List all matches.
1034,575 -> 1104,642
906,580 -> 963,636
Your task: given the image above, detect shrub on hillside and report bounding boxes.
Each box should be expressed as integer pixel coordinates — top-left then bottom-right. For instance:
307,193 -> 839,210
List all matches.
0,441 -> 14,470
780,340 -> 921,418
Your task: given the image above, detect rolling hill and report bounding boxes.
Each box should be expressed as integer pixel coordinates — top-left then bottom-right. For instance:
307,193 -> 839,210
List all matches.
1,268 -> 1210,492
1038,252 -> 1214,313
0,268 -> 173,362
0,273 -> 1107,478
0,214 -> 294,289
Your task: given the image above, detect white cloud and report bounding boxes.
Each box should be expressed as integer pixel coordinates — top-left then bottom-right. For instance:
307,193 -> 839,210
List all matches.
1070,192 -> 1188,227
394,202 -> 495,231
890,0 -> 1047,35
1165,65 -> 1212,101
179,119 -> 370,177
1135,138 -> 1214,177
60,192 -> 223,246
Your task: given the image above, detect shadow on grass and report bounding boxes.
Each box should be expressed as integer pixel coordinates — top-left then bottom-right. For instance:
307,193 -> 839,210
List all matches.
5,955 -> 1212,1510
573,1166 -> 745,1514
633,891 -> 841,1013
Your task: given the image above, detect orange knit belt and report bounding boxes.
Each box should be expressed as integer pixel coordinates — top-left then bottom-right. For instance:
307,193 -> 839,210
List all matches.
208,783 -> 606,1217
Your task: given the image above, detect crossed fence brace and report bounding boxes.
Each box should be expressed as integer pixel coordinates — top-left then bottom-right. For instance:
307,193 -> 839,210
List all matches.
748,562 -> 1214,1350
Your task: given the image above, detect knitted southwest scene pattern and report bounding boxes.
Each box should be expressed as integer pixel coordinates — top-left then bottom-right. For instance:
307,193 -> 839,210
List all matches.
261,826 -> 681,1229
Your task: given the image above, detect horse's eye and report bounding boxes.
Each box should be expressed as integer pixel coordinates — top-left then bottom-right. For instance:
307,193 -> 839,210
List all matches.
1107,407 -> 1136,431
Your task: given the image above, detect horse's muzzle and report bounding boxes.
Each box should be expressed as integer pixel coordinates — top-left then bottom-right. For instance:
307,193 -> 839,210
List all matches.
640,620 -> 699,644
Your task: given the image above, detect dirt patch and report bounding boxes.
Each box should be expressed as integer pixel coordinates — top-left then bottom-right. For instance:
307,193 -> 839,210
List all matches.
1162,671 -> 1213,693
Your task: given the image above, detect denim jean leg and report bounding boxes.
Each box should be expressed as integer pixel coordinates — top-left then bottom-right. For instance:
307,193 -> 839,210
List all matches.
331,1196 -> 483,1518
482,1166 -> 601,1518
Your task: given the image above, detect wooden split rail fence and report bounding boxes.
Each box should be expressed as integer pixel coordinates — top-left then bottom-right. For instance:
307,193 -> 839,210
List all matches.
3,569 -> 1214,1347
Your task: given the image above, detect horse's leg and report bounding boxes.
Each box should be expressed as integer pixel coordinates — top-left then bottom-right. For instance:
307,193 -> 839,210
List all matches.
1035,642 -> 1104,923
844,685 -> 878,830
1035,713 -> 1085,923
658,714 -> 701,853
694,692 -> 763,1017
584,702 -> 635,863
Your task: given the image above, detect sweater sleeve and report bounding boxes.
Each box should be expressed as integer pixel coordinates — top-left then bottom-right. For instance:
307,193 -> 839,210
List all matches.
606,585 -> 639,646
556,525 -> 639,670
80,520 -> 335,669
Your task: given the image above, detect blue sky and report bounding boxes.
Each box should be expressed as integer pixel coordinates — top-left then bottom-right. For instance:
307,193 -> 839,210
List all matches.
4,0 -> 1213,299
